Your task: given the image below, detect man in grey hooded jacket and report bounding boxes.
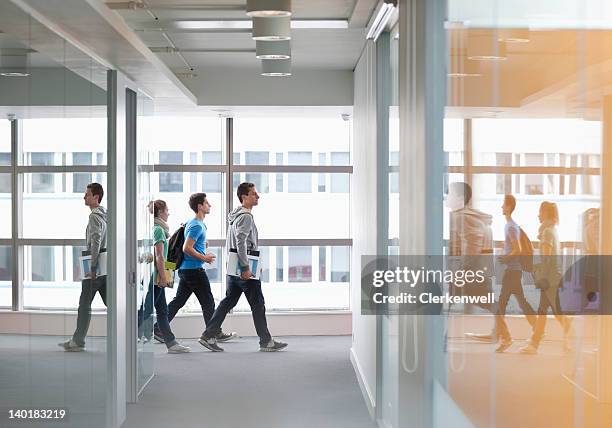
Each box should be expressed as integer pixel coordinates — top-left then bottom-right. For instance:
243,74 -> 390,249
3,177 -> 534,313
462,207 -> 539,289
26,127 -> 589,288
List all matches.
447,182 -> 510,343
199,182 -> 287,352
60,183 -> 107,352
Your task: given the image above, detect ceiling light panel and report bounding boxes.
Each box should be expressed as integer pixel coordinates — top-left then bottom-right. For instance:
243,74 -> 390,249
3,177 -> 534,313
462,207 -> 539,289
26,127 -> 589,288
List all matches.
133,20 -> 348,31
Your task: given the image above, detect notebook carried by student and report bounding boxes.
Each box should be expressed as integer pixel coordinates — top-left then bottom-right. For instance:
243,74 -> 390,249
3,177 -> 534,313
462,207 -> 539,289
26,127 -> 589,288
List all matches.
227,248 -> 260,280
79,249 -> 107,278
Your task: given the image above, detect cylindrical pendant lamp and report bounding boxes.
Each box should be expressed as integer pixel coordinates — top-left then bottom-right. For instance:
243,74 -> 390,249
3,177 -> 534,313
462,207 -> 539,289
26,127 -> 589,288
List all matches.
256,40 -> 291,59
247,0 -> 292,17
252,16 -> 291,41
261,59 -> 291,76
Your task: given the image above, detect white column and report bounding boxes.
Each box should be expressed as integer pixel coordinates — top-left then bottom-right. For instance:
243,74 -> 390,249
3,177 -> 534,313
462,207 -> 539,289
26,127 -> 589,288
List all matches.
106,70 -> 128,428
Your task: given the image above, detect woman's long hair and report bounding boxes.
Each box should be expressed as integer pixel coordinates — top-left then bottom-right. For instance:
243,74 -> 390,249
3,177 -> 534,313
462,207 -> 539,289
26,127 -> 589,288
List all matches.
539,201 -> 559,225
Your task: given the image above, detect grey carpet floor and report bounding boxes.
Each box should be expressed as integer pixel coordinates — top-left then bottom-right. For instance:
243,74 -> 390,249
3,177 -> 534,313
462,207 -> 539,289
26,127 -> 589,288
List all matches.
0,334 -> 107,428
122,336 -> 376,428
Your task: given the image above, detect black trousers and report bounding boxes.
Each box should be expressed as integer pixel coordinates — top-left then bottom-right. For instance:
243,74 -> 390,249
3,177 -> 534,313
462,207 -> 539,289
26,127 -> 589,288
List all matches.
204,275 -> 272,346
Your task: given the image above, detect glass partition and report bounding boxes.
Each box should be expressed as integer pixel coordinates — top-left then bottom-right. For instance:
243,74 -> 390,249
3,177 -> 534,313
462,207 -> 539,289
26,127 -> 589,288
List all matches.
440,1 -> 608,427
378,2 -> 612,428
136,94 -> 155,395
0,22 -> 109,427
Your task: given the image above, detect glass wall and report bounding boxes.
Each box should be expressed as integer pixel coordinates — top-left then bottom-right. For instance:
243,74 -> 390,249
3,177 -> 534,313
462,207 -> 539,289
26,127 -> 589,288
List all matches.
135,94 -> 155,395
377,2 -> 612,428
0,20 -> 110,426
150,114 -> 352,312
441,1 -> 610,425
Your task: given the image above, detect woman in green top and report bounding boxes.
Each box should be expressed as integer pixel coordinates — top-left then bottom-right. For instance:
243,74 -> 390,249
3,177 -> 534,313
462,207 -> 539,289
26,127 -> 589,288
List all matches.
138,200 -> 190,353
520,201 -> 571,354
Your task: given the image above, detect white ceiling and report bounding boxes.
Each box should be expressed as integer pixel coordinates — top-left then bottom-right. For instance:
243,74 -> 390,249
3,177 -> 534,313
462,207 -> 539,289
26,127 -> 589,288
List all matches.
106,0 -> 375,73
0,0 -> 377,110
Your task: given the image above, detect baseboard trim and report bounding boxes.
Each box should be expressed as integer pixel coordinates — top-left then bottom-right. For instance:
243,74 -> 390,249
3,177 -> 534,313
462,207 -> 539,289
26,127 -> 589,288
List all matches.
350,347 -> 376,420
0,310 -> 352,337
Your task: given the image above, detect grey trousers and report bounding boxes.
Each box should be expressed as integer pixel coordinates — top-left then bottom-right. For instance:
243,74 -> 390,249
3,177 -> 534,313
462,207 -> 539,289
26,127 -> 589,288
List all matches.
72,276 -> 107,346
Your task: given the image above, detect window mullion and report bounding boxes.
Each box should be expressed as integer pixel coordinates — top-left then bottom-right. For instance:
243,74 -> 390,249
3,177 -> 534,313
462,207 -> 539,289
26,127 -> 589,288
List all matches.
11,119 -> 24,311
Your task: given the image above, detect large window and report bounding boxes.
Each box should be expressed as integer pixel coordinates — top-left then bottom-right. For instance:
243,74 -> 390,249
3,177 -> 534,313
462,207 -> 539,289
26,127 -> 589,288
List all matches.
0,174 -> 10,238
0,246 -> 10,308
153,115 -> 352,312
18,118 -> 107,309
464,119 -> 600,242
3,115 -> 352,312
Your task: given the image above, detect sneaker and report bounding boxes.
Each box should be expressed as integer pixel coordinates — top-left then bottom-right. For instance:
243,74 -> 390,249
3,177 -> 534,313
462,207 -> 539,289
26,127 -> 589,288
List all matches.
58,340 -> 85,352
495,339 -> 512,353
216,331 -> 238,343
140,336 -> 150,344
198,337 -> 224,352
464,333 -> 497,343
259,339 -> 288,352
153,332 -> 165,344
167,343 -> 191,354
519,343 -> 538,355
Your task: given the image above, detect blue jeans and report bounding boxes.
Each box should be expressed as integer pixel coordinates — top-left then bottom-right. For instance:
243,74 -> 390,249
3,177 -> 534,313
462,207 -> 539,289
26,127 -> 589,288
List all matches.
138,276 -> 177,348
204,275 -> 271,346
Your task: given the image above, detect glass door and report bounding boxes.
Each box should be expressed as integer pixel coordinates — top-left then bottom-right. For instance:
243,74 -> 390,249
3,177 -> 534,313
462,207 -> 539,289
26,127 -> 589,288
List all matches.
136,94 -> 154,395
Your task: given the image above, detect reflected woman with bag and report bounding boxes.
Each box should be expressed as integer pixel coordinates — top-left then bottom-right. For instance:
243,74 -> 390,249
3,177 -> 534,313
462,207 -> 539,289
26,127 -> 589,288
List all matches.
520,201 -> 571,354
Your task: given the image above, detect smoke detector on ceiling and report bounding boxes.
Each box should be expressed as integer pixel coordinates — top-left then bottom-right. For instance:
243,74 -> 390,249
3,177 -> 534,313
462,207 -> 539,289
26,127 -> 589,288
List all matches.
175,71 -> 197,79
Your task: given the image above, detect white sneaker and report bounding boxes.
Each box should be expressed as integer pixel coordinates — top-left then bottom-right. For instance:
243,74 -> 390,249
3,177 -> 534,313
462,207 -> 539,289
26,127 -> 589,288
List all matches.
519,343 -> 538,355
58,339 -> 85,352
167,343 -> 191,354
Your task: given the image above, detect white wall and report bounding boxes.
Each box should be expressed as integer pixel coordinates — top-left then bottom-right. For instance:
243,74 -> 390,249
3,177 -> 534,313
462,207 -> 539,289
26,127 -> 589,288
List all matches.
350,41 -> 378,419
182,69 -> 354,106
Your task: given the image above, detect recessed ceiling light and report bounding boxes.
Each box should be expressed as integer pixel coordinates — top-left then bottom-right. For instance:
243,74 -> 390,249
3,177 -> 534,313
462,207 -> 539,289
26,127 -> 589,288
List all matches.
246,0 -> 292,17
498,29 -> 530,43
448,73 -> 481,77
0,71 -> 30,77
467,55 -> 507,61
467,38 -> 508,61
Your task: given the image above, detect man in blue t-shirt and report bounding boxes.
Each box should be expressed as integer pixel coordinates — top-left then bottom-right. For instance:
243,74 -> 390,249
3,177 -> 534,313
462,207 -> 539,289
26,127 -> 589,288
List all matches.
495,194 -> 536,353
161,192 -> 236,343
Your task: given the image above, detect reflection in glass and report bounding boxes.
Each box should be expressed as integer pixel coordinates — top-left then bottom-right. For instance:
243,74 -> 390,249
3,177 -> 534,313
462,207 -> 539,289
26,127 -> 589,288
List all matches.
22,173 -> 107,239
0,246 -> 11,307
288,246 -> 312,282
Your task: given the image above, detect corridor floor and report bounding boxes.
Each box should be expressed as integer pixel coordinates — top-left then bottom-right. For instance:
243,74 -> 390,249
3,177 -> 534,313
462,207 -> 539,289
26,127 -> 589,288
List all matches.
123,335 -> 376,428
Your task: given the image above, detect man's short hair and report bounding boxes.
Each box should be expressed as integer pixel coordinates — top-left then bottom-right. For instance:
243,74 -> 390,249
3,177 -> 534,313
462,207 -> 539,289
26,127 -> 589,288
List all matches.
237,182 -> 255,204
153,200 -> 167,218
188,193 -> 207,214
504,194 -> 516,213
87,182 -> 104,204
449,182 -> 472,206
